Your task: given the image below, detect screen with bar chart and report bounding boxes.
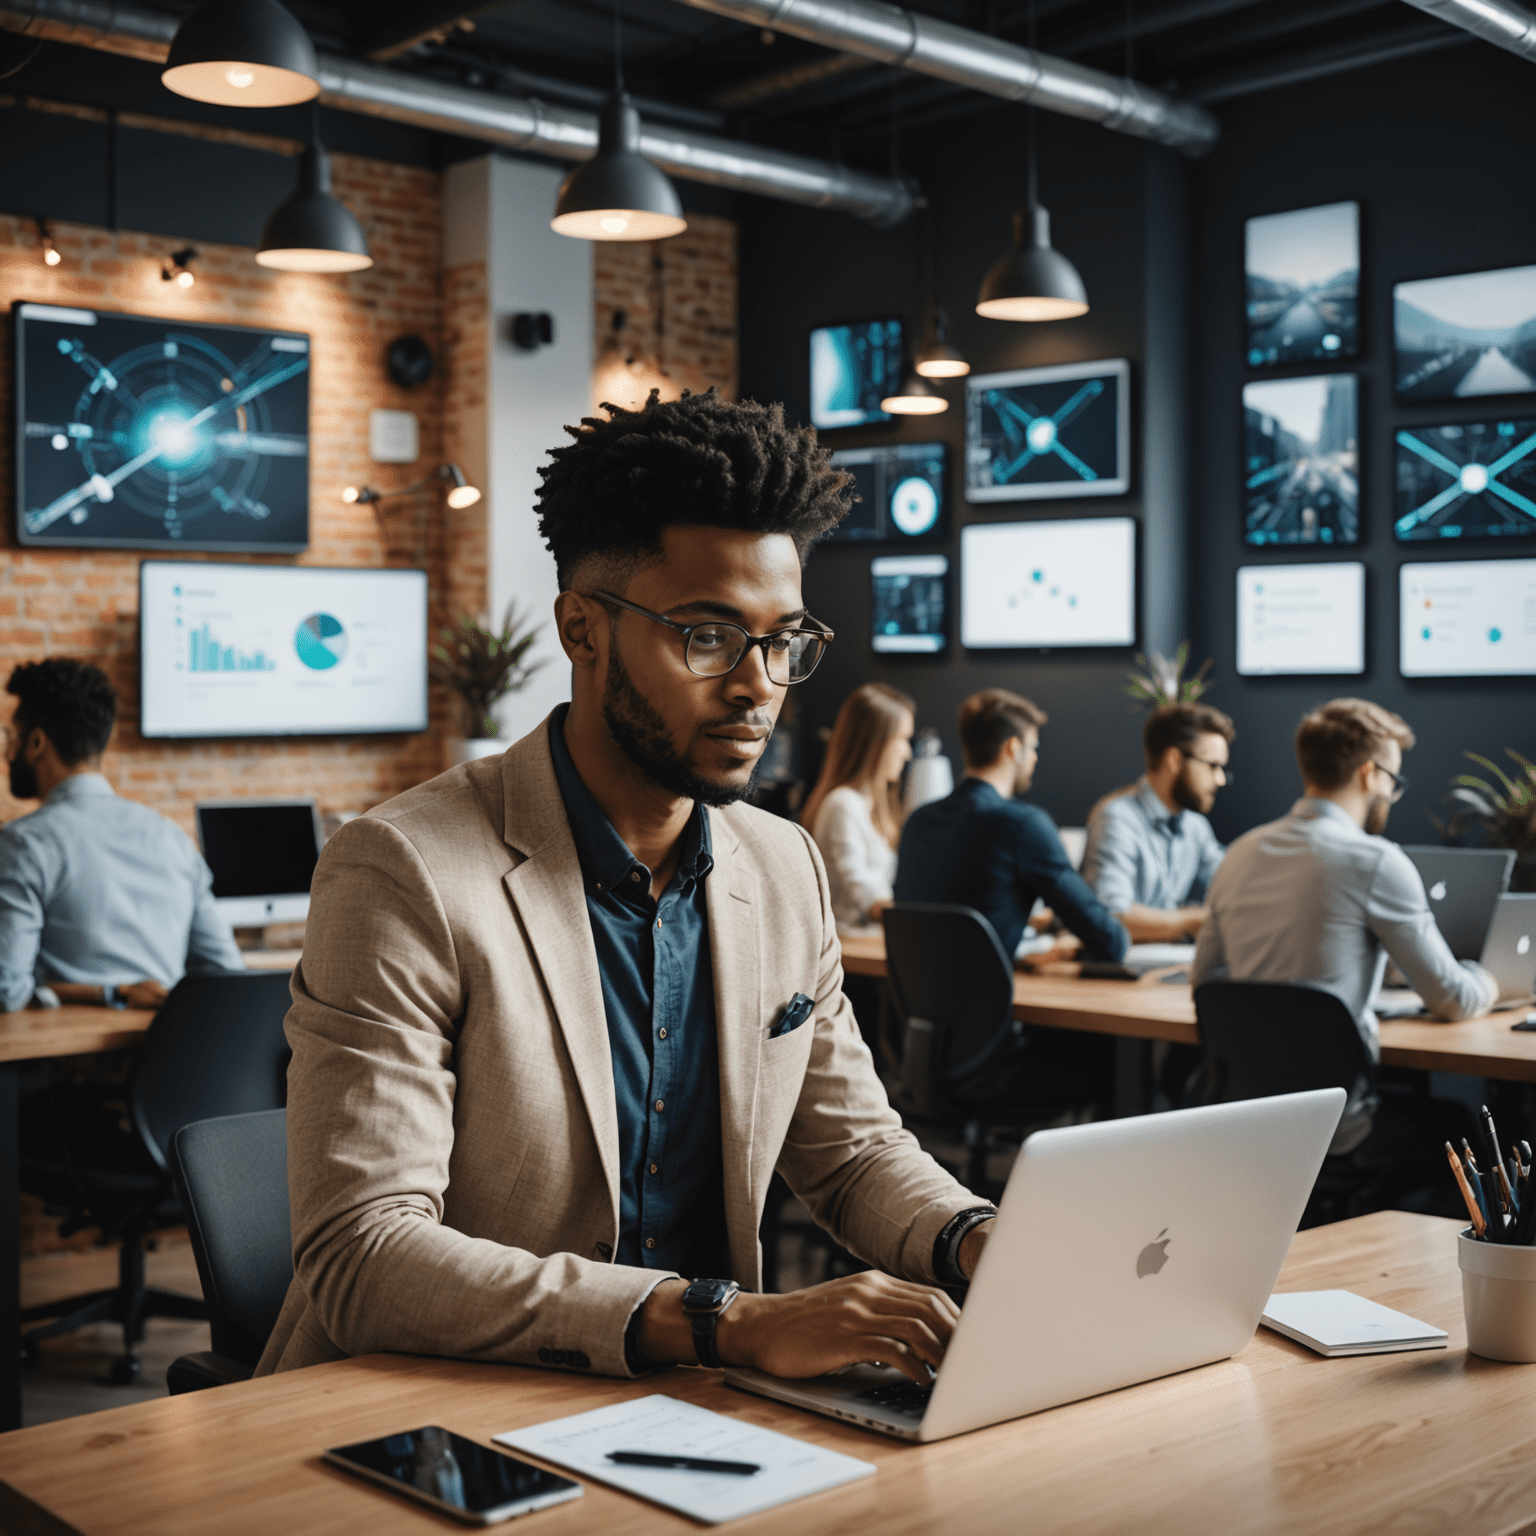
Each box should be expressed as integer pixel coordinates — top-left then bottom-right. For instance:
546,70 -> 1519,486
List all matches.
139,561 -> 428,738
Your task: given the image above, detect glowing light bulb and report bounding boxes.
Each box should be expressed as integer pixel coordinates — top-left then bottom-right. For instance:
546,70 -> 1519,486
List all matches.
446,484 -> 482,509
226,67 -> 256,88
43,245 -> 61,267
599,216 -> 630,234
341,486 -> 360,504
176,268 -> 195,288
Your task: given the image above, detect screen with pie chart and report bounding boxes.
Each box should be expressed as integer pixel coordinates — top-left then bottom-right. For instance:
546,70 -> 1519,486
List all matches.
139,561 -> 428,737
825,442 -> 947,542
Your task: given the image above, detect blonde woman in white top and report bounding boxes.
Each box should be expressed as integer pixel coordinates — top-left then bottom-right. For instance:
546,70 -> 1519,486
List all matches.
800,683 -> 915,933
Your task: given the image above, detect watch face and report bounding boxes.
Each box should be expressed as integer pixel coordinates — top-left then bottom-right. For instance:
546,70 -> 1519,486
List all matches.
683,1278 -> 735,1313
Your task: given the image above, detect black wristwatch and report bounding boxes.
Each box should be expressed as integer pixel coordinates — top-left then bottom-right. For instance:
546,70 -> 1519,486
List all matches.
681,1278 -> 740,1369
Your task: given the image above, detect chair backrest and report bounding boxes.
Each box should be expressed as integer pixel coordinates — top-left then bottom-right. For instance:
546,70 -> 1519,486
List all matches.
880,903 -> 1015,1112
1194,981 -> 1374,1105
130,969 -> 293,1172
172,1108 -> 292,1367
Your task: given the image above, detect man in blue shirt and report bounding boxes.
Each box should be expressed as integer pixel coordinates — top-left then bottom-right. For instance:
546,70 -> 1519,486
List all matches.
895,689 -> 1128,1108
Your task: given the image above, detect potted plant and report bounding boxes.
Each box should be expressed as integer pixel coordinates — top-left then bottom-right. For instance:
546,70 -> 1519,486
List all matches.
1436,749 -> 1536,892
430,603 -> 546,765
1124,641 -> 1213,708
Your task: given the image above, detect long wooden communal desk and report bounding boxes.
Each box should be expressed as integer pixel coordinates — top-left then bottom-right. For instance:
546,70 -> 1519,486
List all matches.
0,1212 -> 1529,1536
838,931 -> 1536,1082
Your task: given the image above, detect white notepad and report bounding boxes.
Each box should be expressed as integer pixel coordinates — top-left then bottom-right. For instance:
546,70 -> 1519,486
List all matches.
495,1394 -> 875,1524
1261,1290 -> 1448,1356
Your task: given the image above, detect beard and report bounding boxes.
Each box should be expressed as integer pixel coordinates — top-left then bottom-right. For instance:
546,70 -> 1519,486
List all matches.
601,643 -> 764,807
1172,769 -> 1213,815
1364,793 -> 1392,837
8,754 -> 38,801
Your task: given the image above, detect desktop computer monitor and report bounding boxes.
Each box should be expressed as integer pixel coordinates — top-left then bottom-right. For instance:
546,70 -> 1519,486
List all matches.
195,799 -> 324,926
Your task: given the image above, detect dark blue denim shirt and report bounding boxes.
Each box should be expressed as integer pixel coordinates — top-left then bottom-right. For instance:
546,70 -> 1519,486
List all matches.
547,707 -> 731,1281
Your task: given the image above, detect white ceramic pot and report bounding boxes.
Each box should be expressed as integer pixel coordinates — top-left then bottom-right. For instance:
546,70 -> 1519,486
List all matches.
449,737 -> 505,766
1459,1228 -> 1536,1362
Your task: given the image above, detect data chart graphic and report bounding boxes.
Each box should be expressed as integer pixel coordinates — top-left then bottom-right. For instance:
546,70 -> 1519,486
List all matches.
826,442 -> 947,541
871,554 -> 948,653
1236,562 -> 1365,676
1394,419 -> 1536,542
16,303 -> 310,551
140,562 -> 428,738
1400,558 -> 1536,677
965,360 -> 1129,503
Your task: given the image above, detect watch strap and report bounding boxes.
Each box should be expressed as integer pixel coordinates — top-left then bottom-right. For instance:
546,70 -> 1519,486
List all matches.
691,1308 -> 723,1369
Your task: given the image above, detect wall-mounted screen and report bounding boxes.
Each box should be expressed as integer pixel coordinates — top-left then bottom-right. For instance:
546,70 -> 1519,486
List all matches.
139,561 -> 429,738
871,554 -> 947,653
1236,562 -> 1365,676
15,302 -> 309,551
809,318 -> 902,429
827,441 -> 947,541
1243,374 -> 1359,546
1394,264 -> 1536,401
1244,201 -> 1359,368
1400,557 -> 1536,676
1395,419 -> 1536,543
960,518 -> 1135,649
965,359 -> 1129,503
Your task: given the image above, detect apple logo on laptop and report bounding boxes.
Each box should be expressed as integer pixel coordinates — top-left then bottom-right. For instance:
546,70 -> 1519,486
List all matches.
1430,880 -> 1447,902
1519,934 -> 1532,957
1137,1229 -> 1171,1278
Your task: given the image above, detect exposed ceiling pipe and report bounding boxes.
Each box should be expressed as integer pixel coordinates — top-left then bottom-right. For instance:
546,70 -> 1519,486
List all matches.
1399,0 -> 1536,59
0,0 -> 914,224
666,0 -> 1220,155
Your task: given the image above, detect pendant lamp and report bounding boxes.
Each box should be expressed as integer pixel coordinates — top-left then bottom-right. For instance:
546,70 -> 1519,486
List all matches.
914,308 -> 969,378
162,0 -> 319,108
257,130 -> 372,274
976,205 -> 1088,321
552,2 -> 685,242
880,366 -> 948,415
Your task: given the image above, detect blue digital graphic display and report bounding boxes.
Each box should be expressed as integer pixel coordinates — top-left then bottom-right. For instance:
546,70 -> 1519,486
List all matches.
15,302 -> 310,551
1243,374 -> 1358,547
809,318 -> 902,430
965,359 -> 1129,502
1395,418 -> 1536,542
826,441 -> 947,541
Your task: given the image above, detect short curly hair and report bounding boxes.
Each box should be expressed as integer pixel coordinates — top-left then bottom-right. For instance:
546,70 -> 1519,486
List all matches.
7,658 -> 118,764
535,390 -> 853,589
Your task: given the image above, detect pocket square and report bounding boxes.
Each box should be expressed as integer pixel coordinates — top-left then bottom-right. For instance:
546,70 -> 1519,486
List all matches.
771,992 -> 816,1038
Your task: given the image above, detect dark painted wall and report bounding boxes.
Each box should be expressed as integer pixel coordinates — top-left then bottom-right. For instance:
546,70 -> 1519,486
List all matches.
1190,45 -> 1536,848
740,106 -> 1159,827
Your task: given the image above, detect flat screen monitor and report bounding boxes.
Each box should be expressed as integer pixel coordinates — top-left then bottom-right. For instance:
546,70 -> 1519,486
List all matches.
1395,264 -> 1536,402
1236,562 -> 1365,676
808,318 -> 902,430
1400,557 -> 1536,676
1394,418 -> 1536,542
960,518 -> 1135,649
139,560 -> 429,738
14,301 -> 310,551
1244,201 -> 1359,368
827,442 -> 947,541
195,799 -> 322,926
1243,374 -> 1359,546
871,554 -> 948,653
965,359 -> 1129,502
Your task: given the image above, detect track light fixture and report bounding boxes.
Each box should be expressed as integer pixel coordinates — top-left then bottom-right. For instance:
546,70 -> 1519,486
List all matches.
161,246 -> 198,288
343,463 -> 482,510
36,219 -> 60,268
162,0 -> 320,108
257,117 -> 372,274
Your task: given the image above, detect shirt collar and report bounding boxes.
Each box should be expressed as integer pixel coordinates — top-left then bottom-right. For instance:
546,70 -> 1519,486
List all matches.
1134,775 -> 1182,832
1292,795 -> 1362,832
547,704 -> 712,896
44,773 -> 116,805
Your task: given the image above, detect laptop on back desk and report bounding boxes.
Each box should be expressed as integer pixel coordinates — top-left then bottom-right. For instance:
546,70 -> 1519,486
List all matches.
1403,846 -> 1515,960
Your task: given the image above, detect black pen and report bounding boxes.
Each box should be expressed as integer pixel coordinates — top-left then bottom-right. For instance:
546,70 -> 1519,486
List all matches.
607,1451 -> 761,1476
1481,1105 -> 1513,1194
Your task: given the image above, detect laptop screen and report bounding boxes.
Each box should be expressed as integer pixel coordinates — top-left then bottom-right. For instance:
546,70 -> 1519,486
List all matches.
196,802 -> 321,899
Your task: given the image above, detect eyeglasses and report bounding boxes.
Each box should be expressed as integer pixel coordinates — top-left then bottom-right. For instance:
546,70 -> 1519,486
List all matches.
1370,761 -> 1409,802
1184,754 -> 1231,783
591,592 -> 833,685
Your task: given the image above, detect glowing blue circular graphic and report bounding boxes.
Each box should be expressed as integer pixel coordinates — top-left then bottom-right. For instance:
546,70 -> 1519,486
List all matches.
295,612 -> 347,670
1461,463 -> 1490,494
1026,418 -> 1057,453
1322,334 -> 1341,352
889,475 -> 939,536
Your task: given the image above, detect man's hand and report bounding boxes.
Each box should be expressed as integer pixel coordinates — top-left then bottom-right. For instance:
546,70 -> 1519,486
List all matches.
1018,933 -> 1081,970
119,979 -> 169,1009
49,979 -> 168,1009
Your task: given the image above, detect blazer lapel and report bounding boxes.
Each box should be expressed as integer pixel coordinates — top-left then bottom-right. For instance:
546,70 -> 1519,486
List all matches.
499,722 -> 620,1229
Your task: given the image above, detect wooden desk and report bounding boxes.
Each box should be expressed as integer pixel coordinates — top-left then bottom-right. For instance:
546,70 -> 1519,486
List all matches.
1,1213 -> 1529,1534
838,931 -> 1536,1082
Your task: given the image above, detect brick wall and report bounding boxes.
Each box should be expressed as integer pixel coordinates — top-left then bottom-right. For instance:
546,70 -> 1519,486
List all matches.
0,152 -> 486,833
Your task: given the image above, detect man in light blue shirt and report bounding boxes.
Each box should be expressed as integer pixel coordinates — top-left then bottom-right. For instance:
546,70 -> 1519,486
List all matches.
1083,702 -> 1233,942
0,659 -> 242,1013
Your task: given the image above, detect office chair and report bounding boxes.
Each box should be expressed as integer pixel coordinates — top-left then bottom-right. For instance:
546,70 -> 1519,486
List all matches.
166,1109 -> 292,1394
20,969 -> 293,1382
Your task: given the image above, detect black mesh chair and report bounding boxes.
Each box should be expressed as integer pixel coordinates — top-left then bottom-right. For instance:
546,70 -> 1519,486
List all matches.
167,1109 -> 292,1393
20,969 -> 293,1382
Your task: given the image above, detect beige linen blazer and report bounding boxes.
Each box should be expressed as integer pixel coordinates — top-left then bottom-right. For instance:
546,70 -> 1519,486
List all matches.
257,716 -> 975,1379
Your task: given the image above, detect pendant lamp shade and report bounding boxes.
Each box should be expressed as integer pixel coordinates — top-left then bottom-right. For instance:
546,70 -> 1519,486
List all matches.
256,143 -> 372,273
551,94 -> 686,242
914,308 -> 970,378
881,367 -> 949,416
162,0 -> 320,108
976,206 -> 1089,322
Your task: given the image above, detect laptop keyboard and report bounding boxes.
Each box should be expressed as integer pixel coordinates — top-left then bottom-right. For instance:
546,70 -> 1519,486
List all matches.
854,1381 -> 933,1419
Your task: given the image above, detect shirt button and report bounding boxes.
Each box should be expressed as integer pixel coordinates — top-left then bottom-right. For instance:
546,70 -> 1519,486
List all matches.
630,870 -> 643,883
656,917 -> 663,930
645,1238 -> 656,1250
657,1028 -> 667,1040
595,881 -> 603,891
649,1163 -> 659,1174
655,1099 -> 664,1112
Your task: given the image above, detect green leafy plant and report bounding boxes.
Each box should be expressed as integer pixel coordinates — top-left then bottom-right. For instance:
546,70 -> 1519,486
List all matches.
1437,749 -> 1536,893
1123,641 -> 1213,709
429,603 -> 546,739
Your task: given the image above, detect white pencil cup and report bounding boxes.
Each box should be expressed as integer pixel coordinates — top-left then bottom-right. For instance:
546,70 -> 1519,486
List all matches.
1459,1229 -> 1536,1363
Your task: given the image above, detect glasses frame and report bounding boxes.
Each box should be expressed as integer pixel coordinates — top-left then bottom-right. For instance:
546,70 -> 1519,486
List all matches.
1183,753 -> 1231,783
1370,760 -> 1409,802
590,591 -> 833,685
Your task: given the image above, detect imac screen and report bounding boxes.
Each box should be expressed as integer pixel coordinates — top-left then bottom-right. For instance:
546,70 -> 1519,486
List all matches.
1395,264 -> 1536,401
1245,202 -> 1359,367
871,554 -> 947,653
809,319 -> 902,429
1400,558 -> 1536,676
1243,374 -> 1358,546
1236,562 -> 1365,676
827,442 -> 947,541
1395,418 -> 1536,542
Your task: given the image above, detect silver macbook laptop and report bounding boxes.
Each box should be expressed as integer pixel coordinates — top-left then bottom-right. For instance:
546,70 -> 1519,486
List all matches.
726,1089 -> 1344,1443
1481,893 -> 1536,1004
1404,846 -> 1515,960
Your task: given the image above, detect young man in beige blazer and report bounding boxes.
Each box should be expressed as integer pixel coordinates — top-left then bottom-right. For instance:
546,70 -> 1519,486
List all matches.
259,391 -> 993,1386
